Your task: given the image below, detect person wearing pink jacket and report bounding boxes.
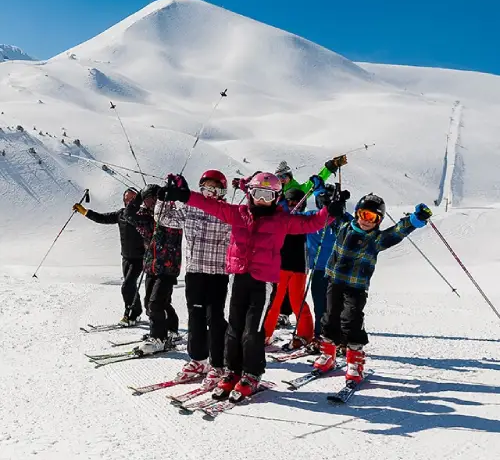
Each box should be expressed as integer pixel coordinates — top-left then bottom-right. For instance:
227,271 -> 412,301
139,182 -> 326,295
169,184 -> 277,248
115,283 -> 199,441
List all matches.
162,172 -> 348,401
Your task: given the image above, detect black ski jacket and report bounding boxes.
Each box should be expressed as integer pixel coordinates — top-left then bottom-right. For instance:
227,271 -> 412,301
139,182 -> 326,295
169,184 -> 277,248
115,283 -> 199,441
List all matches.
85,208 -> 145,260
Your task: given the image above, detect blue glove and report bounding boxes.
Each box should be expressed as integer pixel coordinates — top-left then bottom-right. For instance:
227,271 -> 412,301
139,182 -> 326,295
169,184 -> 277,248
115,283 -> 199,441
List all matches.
310,175 -> 325,195
409,203 -> 432,228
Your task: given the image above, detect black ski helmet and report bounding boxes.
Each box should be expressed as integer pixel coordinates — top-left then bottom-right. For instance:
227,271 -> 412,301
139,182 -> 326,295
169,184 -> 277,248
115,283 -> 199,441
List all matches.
284,188 -> 306,211
355,193 -> 386,222
141,184 -> 160,200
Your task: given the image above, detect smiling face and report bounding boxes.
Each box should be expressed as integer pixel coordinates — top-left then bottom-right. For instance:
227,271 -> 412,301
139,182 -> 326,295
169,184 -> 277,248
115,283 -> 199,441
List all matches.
357,217 -> 377,231
123,190 -> 137,206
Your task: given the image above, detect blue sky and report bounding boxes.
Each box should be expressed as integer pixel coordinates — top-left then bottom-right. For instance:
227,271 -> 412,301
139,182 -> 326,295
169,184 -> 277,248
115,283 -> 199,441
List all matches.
1,0 -> 498,75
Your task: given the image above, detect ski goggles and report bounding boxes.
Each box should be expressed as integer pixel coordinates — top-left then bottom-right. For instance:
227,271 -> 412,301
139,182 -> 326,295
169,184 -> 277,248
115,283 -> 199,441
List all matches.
200,185 -> 226,198
357,209 -> 381,224
249,187 -> 277,203
276,172 -> 290,180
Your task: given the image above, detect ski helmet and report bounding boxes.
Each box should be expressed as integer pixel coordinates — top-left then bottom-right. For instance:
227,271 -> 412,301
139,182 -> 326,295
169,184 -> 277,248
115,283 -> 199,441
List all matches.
247,172 -> 282,204
284,188 -> 306,211
355,193 -> 386,222
199,170 -> 228,190
141,184 -> 160,200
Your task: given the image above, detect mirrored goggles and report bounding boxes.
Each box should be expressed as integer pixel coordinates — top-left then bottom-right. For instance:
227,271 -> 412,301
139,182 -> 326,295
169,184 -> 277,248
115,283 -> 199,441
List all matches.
357,209 -> 381,224
276,173 -> 290,180
249,187 -> 276,203
200,185 -> 226,198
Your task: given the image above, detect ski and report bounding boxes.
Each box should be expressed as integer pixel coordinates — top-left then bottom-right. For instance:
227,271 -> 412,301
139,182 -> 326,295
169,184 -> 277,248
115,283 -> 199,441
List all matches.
108,332 -> 186,348
169,385 -> 213,406
179,395 -> 221,413
130,375 -> 203,396
282,358 -> 347,390
80,320 -> 148,333
269,346 -> 317,363
327,370 -> 374,404
200,381 -> 276,419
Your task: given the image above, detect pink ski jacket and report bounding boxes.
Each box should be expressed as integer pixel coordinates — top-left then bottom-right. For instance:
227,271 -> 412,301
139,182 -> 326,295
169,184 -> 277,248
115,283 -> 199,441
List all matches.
187,191 -> 333,283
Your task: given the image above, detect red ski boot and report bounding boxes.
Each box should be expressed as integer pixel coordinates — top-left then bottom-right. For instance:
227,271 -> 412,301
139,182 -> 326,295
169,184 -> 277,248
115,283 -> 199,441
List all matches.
230,373 -> 260,402
313,340 -> 337,372
345,347 -> 365,384
212,370 -> 240,400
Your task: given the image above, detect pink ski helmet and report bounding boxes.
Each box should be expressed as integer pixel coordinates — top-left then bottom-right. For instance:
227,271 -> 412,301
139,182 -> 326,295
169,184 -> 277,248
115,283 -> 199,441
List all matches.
247,172 -> 282,204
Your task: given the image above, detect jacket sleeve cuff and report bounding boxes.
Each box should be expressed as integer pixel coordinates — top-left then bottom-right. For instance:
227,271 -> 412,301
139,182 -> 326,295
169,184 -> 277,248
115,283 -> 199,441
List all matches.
409,213 -> 426,228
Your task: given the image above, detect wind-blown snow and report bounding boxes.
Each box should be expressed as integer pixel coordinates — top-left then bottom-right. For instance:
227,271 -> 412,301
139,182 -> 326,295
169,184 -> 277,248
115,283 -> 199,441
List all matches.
0,0 -> 499,459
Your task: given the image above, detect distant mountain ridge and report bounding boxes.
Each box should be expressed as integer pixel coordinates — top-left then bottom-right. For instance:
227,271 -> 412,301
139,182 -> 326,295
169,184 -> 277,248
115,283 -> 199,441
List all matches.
0,44 -> 36,62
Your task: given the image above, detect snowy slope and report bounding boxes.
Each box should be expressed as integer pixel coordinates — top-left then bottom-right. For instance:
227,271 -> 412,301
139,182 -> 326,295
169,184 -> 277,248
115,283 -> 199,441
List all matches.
0,44 -> 36,62
0,1 -> 500,459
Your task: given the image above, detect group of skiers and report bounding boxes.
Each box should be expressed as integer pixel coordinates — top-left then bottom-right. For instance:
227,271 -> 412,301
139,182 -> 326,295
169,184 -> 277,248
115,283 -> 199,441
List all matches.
73,155 -> 432,398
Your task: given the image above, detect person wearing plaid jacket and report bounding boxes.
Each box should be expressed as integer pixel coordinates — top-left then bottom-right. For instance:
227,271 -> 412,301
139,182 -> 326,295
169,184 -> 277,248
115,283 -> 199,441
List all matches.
313,193 -> 433,384
173,170 -> 232,388
123,184 -> 184,355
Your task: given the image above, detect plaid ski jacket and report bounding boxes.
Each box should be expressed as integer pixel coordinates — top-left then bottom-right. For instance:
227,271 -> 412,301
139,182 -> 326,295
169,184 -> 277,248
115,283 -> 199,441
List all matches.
325,217 -> 416,290
174,204 -> 231,275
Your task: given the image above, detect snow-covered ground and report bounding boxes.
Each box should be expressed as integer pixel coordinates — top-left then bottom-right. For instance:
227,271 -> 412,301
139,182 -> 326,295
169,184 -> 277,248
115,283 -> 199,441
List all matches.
1,0 -> 499,459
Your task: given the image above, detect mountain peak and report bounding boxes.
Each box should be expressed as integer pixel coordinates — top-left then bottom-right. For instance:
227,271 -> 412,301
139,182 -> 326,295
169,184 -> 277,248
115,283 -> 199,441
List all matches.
0,44 -> 36,62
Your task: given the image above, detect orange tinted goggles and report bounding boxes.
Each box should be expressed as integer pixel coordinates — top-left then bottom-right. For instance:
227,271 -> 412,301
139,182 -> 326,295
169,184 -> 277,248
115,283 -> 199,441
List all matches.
357,209 -> 381,223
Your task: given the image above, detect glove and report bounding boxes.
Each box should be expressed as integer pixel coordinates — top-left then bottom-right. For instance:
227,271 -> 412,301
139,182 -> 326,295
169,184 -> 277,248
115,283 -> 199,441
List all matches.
325,155 -> 347,173
327,200 -> 345,218
339,190 -> 351,201
409,203 -> 432,228
166,174 -> 191,203
73,203 -> 87,215
309,175 -> 325,192
231,178 -> 240,189
327,189 -> 350,217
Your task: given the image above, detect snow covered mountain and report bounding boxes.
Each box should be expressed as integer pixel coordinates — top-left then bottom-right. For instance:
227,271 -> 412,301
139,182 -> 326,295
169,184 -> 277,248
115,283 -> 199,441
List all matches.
0,2 -> 499,459
0,44 -> 36,62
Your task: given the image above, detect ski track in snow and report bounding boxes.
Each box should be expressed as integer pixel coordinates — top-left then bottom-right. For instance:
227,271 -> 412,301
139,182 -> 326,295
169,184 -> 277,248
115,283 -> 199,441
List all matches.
1,267 -> 499,460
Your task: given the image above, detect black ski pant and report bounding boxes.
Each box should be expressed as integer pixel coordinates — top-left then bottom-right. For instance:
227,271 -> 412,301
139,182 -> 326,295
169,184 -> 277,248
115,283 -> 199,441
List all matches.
311,270 -> 328,337
122,257 -> 143,320
320,280 -> 368,346
185,272 -> 229,368
225,273 -> 272,377
144,273 -> 179,340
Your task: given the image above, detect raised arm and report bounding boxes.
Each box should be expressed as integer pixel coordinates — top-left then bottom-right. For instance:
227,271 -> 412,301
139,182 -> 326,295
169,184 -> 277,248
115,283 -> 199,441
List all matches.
187,191 -> 238,225
85,209 -> 120,225
286,206 -> 333,234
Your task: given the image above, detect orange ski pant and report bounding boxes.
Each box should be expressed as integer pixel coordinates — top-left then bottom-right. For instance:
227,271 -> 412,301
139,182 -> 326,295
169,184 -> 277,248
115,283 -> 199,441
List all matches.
264,270 -> 314,341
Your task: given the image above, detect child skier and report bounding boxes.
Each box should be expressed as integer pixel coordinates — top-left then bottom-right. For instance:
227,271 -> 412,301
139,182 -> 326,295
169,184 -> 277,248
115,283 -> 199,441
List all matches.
313,194 -> 432,383
124,184 -> 183,354
164,172 -> 347,400
73,187 -> 144,325
274,155 -> 347,194
305,178 -> 353,346
263,188 -> 315,349
172,170 -> 232,388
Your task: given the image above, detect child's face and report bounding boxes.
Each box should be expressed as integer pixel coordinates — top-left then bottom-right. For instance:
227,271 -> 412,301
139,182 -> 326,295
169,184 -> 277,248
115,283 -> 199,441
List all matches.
277,173 -> 291,185
357,217 -> 377,231
200,179 -> 223,199
143,196 -> 157,209
253,197 -> 273,207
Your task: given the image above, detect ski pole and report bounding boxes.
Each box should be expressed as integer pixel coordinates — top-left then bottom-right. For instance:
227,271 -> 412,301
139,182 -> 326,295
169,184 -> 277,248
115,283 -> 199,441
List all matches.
290,143 -> 374,214
61,152 -> 165,181
287,214 -> 331,342
386,211 -> 459,297
179,89 -> 228,175
428,218 -> 499,321
110,102 -> 147,186
230,188 -> 237,204
33,189 -> 90,278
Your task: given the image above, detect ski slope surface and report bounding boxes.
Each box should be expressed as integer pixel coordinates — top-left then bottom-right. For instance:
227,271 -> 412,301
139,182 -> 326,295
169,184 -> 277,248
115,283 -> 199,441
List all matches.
0,1 -> 499,459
